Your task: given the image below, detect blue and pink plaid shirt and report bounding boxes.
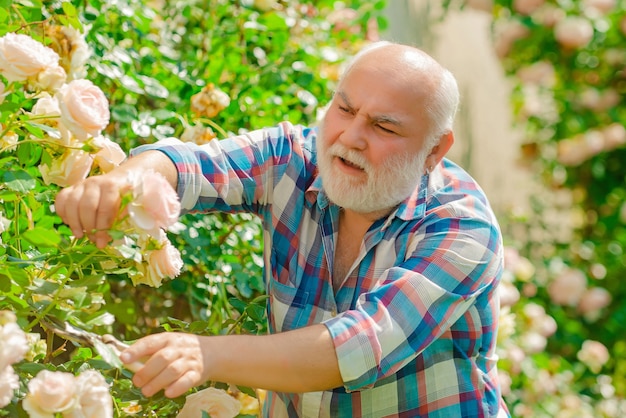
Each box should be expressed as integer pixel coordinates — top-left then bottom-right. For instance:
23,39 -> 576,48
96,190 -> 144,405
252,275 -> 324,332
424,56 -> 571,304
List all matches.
132,122 -> 509,417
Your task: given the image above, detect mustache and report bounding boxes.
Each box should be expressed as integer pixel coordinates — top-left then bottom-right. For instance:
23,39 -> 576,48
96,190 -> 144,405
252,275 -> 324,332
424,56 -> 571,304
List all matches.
327,144 -> 371,173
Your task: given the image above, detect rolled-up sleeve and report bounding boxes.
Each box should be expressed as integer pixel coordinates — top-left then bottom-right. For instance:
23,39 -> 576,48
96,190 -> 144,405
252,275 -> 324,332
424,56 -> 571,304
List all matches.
130,123 -> 313,214
323,211 -> 503,392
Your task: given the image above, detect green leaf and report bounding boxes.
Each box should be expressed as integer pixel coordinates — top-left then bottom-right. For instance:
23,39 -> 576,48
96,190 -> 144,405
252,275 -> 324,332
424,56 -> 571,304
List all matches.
2,169 -> 36,192
21,227 -> 61,247
92,338 -> 124,369
0,274 -> 10,292
228,297 -> 247,314
5,266 -> 29,286
111,104 -> 138,123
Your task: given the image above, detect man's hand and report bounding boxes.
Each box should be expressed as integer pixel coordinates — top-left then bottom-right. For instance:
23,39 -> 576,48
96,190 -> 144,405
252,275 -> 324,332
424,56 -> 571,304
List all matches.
121,333 -> 211,398
55,171 -> 129,248
54,150 -> 178,248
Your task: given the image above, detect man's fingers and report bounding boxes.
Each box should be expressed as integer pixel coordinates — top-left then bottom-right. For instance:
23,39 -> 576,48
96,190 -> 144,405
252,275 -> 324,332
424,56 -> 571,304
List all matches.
55,185 -> 86,238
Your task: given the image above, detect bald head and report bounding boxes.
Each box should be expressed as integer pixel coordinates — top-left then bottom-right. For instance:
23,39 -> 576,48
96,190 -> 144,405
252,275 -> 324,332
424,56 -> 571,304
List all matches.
339,42 -> 460,142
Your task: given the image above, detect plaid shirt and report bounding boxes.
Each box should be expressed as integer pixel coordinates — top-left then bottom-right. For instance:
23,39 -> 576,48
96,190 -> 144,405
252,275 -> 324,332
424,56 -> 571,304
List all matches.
132,122 -> 509,418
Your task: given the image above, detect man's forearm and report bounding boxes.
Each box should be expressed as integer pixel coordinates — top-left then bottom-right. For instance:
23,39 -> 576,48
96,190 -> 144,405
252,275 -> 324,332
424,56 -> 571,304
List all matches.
119,149 -> 178,190
203,323 -> 343,393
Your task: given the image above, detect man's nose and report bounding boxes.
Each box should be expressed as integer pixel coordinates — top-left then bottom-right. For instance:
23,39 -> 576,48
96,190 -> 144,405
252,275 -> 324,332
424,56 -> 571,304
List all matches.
339,116 -> 368,150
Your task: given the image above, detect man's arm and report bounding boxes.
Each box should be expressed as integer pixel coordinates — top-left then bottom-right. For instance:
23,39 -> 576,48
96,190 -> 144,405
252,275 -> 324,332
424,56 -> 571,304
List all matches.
55,150 -> 177,248
121,323 -> 343,398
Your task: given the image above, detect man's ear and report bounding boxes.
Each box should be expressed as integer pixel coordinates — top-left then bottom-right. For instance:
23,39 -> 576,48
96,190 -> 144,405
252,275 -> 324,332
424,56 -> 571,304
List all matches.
425,132 -> 454,172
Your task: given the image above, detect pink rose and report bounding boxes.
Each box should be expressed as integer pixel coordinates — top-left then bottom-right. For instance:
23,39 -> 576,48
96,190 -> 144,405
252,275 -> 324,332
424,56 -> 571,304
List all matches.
56,79 -> 110,140
39,146 -> 94,187
23,370 -> 77,417
92,135 -> 126,173
176,387 -> 241,418
127,169 -> 180,237
554,17 -> 594,49
547,268 -> 587,306
133,232 -> 183,287
0,33 -> 60,83
577,340 -> 610,373
0,320 -> 29,371
0,366 -> 19,408
65,370 -> 113,418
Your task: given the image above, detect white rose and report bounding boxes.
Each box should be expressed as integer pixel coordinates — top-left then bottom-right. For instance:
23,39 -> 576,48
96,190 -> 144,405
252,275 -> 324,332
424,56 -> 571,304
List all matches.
64,370 -> 113,418
39,146 -> 94,187
33,64 -> 67,92
176,387 -> 241,418
0,321 -> 29,371
0,33 -> 60,83
22,370 -> 77,417
91,135 -> 126,173
60,26 -> 90,81
132,232 -> 183,287
0,366 -> 19,408
554,17 -> 594,49
55,79 -> 110,140
31,94 -> 65,141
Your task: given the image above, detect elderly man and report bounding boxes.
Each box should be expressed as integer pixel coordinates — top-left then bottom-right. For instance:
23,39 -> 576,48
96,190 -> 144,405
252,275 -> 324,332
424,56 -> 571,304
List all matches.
56,41 -> 509,417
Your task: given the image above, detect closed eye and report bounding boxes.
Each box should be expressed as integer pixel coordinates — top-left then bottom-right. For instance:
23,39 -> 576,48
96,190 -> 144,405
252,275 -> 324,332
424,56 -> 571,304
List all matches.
377,124 -> 396,134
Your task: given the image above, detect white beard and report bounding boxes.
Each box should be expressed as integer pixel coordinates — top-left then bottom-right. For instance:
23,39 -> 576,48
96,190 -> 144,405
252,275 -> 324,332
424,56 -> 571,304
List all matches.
316,132 -> 429,214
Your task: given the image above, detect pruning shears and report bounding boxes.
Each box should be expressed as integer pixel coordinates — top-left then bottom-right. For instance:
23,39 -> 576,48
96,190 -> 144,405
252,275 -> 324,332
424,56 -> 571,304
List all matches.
41,316 -> 143,372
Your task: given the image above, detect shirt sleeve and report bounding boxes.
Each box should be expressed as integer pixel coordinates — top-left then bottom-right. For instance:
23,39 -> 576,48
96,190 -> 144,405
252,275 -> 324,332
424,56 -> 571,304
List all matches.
322,205 -> 503,392
129,122 -> 314,214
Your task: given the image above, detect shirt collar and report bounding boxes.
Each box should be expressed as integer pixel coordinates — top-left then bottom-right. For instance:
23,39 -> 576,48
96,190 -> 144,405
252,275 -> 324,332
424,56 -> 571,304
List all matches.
306,169 -> 434,224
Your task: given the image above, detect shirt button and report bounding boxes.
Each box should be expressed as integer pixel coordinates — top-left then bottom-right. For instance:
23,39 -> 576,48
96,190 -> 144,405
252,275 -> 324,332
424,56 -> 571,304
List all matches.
331,308 -> 337,317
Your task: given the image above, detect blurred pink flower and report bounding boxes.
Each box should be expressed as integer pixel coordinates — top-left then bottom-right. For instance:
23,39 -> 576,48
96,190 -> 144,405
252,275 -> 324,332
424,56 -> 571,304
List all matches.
65,370 -> 113,418
493,20 -> 530,58
23,370 -> 77,417
176,387 -> 241,418
39,146 -> 93,187
0,366 -> 19,408
577,340 -> 610,373
554,17 -> 594,49
0,33 -> 60,83
0,318 -> 29,371
513,0 -> 545,15
547,268 -> 587,306
578,287 -> 612,318
499,281 -> 520,307
517,61 -> 556,87
56,79 -> 110,140
92,135 -> 126,173
127,169 -> 180,237
583,0 -> 616,16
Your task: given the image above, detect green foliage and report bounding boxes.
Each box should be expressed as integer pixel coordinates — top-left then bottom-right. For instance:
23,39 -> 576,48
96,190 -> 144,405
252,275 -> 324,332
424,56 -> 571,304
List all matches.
0,0 -> 386,415
443,0 -> 626,416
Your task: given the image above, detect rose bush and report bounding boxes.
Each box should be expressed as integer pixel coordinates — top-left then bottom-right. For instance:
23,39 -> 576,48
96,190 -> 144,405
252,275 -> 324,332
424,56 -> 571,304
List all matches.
0,1 -> 384,416
447,0 -> 626,415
